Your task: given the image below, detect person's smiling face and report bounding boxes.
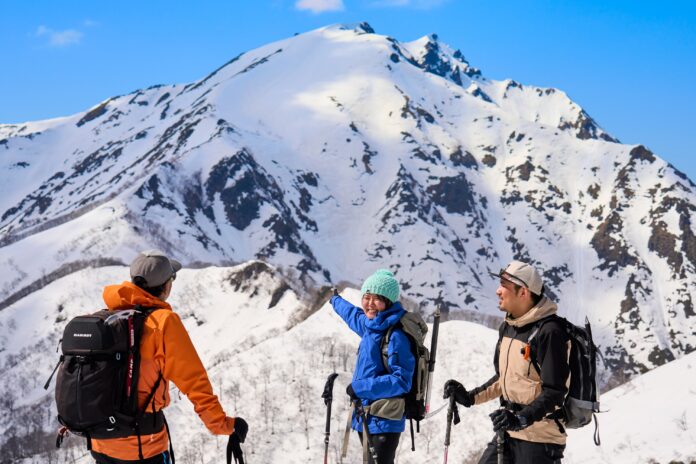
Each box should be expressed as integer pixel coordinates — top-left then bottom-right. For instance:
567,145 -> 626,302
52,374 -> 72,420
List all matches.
361,293 -> 387,319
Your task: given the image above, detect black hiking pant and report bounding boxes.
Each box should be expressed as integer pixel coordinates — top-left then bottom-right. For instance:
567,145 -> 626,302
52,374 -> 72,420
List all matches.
92,450 -> 171,464
478,434 -> 565,464
358,431 -> 401,464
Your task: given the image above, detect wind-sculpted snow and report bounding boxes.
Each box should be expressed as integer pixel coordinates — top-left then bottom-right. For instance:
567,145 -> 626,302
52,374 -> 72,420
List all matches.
1,22 -> 695,459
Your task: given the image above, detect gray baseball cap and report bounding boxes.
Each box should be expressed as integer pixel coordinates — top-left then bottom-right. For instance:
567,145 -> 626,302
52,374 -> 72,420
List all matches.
130,250 -> 182,287
490,260 -> 544,296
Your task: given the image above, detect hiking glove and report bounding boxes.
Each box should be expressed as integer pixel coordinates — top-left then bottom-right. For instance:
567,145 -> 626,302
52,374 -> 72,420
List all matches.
233,417 -> 248,443
346,383 -> 359,402
490,409 -> 528,432
443,379 -> 474,407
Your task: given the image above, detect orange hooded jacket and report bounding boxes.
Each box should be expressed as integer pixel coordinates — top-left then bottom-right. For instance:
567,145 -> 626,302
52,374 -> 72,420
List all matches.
91,281 -> 235,460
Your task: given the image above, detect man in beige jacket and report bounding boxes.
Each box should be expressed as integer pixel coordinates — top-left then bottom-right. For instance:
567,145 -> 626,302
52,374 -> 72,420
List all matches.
444,260 -> 569,464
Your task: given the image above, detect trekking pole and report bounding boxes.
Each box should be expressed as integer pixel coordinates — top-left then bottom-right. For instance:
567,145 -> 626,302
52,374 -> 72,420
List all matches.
443,394 -> 460,464
424,306 -> 441,414
355,401 -> 378,463
496,429 -> 505,464
321,373 -> 339,464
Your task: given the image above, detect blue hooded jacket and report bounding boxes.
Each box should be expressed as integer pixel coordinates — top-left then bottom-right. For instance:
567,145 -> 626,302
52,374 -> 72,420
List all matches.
331,295 -> 416,434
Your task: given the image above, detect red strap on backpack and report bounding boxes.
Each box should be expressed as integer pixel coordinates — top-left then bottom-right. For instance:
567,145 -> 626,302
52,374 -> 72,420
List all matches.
126,315 -> 135,398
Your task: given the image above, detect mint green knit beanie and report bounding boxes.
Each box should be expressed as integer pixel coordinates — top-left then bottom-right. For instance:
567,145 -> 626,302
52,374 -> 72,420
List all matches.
361,269 -> 400,303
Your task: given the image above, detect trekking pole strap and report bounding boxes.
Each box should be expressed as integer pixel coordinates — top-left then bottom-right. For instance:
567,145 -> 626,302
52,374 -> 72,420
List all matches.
227,433 -> 244,464
341,403 -> 353,458
593,413 -> 601,446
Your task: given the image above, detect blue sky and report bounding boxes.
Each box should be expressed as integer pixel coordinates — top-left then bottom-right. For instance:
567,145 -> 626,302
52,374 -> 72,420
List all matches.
2,0 -> 695,180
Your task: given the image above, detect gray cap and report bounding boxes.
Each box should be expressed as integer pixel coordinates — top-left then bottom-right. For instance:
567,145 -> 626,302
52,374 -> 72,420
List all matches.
130,250 -> 182,287
490,260 -> 544,296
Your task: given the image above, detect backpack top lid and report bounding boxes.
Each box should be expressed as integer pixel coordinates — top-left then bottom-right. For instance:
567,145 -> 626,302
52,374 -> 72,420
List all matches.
61,310 -> 141,355
397,312 -> 428,344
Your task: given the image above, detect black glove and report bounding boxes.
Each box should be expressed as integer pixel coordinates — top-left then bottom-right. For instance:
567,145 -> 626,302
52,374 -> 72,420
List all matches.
232,417 -> 248,443
489,409 -> 528,432
331,286 -> 339,297
346,383 -> 359,402
443,379 -> 474,407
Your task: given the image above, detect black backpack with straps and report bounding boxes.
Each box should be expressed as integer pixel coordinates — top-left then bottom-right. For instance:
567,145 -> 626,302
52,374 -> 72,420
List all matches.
45,305 -> 173,460
519,315 -> 602,444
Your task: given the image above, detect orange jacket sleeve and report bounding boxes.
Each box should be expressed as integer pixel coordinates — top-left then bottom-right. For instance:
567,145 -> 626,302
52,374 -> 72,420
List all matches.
161,312 -> 235,435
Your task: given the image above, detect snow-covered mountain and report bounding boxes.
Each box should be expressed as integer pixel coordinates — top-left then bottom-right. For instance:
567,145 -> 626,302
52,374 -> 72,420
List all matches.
1,22 -> 695,462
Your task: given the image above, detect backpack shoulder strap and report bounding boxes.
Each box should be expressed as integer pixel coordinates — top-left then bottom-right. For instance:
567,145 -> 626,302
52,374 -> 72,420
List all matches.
381,322 -> 401,372
527,315 -> 566,373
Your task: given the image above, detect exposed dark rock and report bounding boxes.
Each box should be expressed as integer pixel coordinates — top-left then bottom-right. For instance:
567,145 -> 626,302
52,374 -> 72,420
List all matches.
155,92 -> 171,106
629,145 -> 656,163
205,150 -> 285,230
500,190 -> 523,205
481,154 -> 497,167
648,220 -> 682,272
390,53 -> 400,63
238,49 -> 283,75
450,147 -> 478,169
587,183 -> 600,199
647,345 -> 676,367
76,100 -> 110,127
516,160 -> 535,181
411,147 -> 440,164
558,110 -> 619,143
135,174 -> 178,212
591,212 -> 638,276
362,142 -> 377,174
188,53 -> 244,92
470,87 -> 493,103
426,173 -> 477,215
297,172 -> 317,188
617,274 -> 651,331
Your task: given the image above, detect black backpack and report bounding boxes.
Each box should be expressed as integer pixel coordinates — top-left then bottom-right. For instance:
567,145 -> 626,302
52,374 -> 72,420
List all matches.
44,306 -> 170,459
526,315 -> 601,444
380,312 -> 430,448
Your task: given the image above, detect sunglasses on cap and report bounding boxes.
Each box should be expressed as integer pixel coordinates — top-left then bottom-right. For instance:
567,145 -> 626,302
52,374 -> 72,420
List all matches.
496,269 -> 528,289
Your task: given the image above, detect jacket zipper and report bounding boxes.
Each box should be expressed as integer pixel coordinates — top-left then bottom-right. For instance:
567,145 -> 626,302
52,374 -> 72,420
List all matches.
502,336 -> 513,401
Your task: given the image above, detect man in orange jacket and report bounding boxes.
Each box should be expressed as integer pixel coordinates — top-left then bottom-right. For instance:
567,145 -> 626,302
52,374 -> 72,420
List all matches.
91,250 -> 247,464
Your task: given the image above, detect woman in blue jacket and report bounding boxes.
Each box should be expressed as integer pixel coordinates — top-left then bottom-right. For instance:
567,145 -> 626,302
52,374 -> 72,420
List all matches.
330,269 -> 416,464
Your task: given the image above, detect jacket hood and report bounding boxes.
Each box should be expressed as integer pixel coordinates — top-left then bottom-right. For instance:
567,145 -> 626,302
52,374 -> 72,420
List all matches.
505,296 -> 557,327
103,281 -> 172,311
364,302 -> 405,333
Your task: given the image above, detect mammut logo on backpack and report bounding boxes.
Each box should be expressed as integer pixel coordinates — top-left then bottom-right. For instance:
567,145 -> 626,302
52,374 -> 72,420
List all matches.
73,333 -> 92,338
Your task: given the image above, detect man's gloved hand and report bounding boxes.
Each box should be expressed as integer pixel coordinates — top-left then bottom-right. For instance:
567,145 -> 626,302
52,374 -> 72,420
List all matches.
346,383 -> 359,402
443,379 -> 474,407
331,286 -> 339,297
489,409 -> 528,432
232,417 -> 248,443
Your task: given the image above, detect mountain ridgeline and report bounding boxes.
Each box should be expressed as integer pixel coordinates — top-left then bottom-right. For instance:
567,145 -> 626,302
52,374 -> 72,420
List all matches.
1,22 -> 694,396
